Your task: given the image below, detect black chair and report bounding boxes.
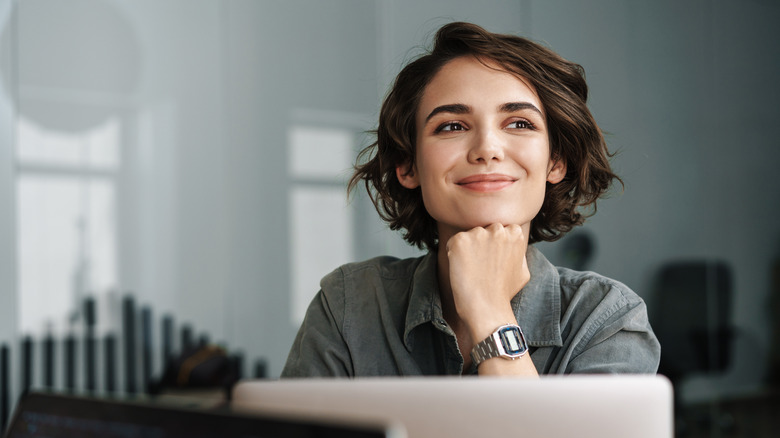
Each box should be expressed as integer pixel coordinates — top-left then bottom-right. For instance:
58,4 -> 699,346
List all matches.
651,260 -> 735,436
768,260 -> 780,387
653,261 -> 734,382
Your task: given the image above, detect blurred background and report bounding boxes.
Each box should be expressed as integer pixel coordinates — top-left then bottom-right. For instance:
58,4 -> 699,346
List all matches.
0,0 -> 779,435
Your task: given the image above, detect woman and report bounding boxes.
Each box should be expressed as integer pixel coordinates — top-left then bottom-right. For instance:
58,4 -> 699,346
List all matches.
282,22 -> 660,377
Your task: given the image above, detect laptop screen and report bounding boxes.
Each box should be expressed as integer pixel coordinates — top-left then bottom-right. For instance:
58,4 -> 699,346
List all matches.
3,392 -> 399,438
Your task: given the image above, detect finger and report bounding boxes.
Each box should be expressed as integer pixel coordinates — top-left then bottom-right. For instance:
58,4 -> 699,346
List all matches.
504,223 -> 524,240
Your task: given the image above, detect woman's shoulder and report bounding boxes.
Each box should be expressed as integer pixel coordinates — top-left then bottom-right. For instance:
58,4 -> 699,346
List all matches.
556,266 -> 632,291
555,267 -> 646,310
320,253 -> 429,292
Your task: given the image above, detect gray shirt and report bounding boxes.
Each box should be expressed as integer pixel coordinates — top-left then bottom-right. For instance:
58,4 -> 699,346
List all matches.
282,246 -> 660,377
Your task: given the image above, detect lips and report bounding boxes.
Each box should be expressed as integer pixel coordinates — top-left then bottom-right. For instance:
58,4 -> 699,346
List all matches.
456,174 -> 517,192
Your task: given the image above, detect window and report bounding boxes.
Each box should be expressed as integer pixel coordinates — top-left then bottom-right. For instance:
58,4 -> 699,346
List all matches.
16,115 -> 120,335
288,122 -> 358,324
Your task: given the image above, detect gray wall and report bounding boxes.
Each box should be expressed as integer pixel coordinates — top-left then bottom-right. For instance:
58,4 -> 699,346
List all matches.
0,1 -> 13,334
222,0 -> 382,380
0,0 -> 778,405
0,0 -> 17,398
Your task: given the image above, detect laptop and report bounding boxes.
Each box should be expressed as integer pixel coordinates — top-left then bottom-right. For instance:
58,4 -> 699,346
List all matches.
3,391 -> 404,438
232,375 -> 673,438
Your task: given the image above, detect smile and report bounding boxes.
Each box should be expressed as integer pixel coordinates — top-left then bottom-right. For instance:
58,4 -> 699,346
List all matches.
455,174 -> 517,192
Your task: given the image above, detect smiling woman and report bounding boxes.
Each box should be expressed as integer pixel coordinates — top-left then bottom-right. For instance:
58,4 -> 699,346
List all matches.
282,22 -> 660,378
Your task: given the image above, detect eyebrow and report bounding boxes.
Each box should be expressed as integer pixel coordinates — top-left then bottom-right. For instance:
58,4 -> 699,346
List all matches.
424,104 -> 470,123
499,102 -> 543,115
424,101 -> 543,123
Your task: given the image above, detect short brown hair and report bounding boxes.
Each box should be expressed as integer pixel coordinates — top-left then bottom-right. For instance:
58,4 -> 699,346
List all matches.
349,22 -> 621,250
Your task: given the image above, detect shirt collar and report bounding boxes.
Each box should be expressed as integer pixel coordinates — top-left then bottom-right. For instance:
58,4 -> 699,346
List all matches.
404,251 -> 441,350
403,245 -> 563,350
512,245 -> 563,347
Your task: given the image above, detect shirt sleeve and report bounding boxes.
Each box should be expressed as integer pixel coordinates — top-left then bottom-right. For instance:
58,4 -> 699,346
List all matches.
281,282 -> 354,377
565,286 -> 661,374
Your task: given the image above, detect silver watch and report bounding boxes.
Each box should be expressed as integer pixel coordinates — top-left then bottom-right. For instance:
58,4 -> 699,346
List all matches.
470,324 -> 528,366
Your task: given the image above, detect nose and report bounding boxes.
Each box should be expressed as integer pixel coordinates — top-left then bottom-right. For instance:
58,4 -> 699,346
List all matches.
467,127 -> 504,164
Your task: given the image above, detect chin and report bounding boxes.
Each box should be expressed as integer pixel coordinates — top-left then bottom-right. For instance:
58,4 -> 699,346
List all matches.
461,216 -> 528,229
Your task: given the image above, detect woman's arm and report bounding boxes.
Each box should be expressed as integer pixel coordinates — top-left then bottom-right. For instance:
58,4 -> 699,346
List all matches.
281,289 -> 353,377
443,223 -> 539,376
564,290 -> 660,374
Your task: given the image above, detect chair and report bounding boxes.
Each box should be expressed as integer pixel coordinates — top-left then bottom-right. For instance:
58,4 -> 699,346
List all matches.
652,260 -> 734,382
651,260 -> 735,437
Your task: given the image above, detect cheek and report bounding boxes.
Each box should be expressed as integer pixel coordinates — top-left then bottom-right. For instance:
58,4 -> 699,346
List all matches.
516,143 -> 553,177
416,174 -> 446,221
416,146 -> 453,184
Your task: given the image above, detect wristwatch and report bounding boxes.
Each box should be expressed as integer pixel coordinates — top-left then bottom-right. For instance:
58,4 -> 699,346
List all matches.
470,324 -> 528,366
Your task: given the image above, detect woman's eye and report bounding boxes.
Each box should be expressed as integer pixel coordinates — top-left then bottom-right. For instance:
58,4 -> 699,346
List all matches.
434,122 -> 466,133
508,120 -> 533,130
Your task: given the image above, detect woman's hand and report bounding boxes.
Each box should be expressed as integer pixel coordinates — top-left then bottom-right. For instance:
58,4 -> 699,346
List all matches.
445,223 -> 531,339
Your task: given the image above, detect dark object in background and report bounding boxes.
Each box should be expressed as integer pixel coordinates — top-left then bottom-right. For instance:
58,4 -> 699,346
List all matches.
64,335 -> 76,391
149,344 -> 240,399
0,298 -> 266,422
254,358 -> 268,379
84,297 -> 97,393
560,231 -> 595,271
181,324 -> 194,352
43,335 -> 55,389
20,336 -> 33,394
123,296 -> 137,395
104,334 -> 117,394
1,344 -> 9,432
229,353 -> 244,382
162,315 -> 174,364
768,259 -> 780,387
653,260 -> 734,382
141,307 -> 153,391
651,261 -> 736,437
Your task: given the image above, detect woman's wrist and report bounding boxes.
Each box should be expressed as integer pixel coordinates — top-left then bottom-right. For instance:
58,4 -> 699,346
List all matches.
464,307 -> 518,343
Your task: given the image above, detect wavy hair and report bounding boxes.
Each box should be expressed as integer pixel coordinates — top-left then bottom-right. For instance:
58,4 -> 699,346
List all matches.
349,22 -> 621,250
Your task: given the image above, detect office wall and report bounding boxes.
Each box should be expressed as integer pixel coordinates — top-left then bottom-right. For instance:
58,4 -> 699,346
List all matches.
0,0 -> 16,345
0,0 -> 16,404
118,0 -> 230,357
221,0 -> 383,377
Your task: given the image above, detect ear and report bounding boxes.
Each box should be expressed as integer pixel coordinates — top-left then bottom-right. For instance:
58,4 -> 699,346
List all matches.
546,158 -> 566,184
396,162 -> 420,189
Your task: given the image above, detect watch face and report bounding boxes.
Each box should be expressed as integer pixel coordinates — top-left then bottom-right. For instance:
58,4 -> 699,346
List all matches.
498,326 -> 527,356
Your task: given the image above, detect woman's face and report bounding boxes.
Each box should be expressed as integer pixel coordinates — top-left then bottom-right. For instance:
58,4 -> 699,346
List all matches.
396,56 -> 565,241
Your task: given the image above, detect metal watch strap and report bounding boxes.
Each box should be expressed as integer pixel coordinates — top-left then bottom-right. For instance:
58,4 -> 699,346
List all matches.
470,324 -> 527,366
471,334 -> 502,365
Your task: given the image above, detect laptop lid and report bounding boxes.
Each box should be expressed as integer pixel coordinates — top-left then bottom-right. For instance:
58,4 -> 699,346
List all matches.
233,375 -> 673,438
3,391 -> 404,438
